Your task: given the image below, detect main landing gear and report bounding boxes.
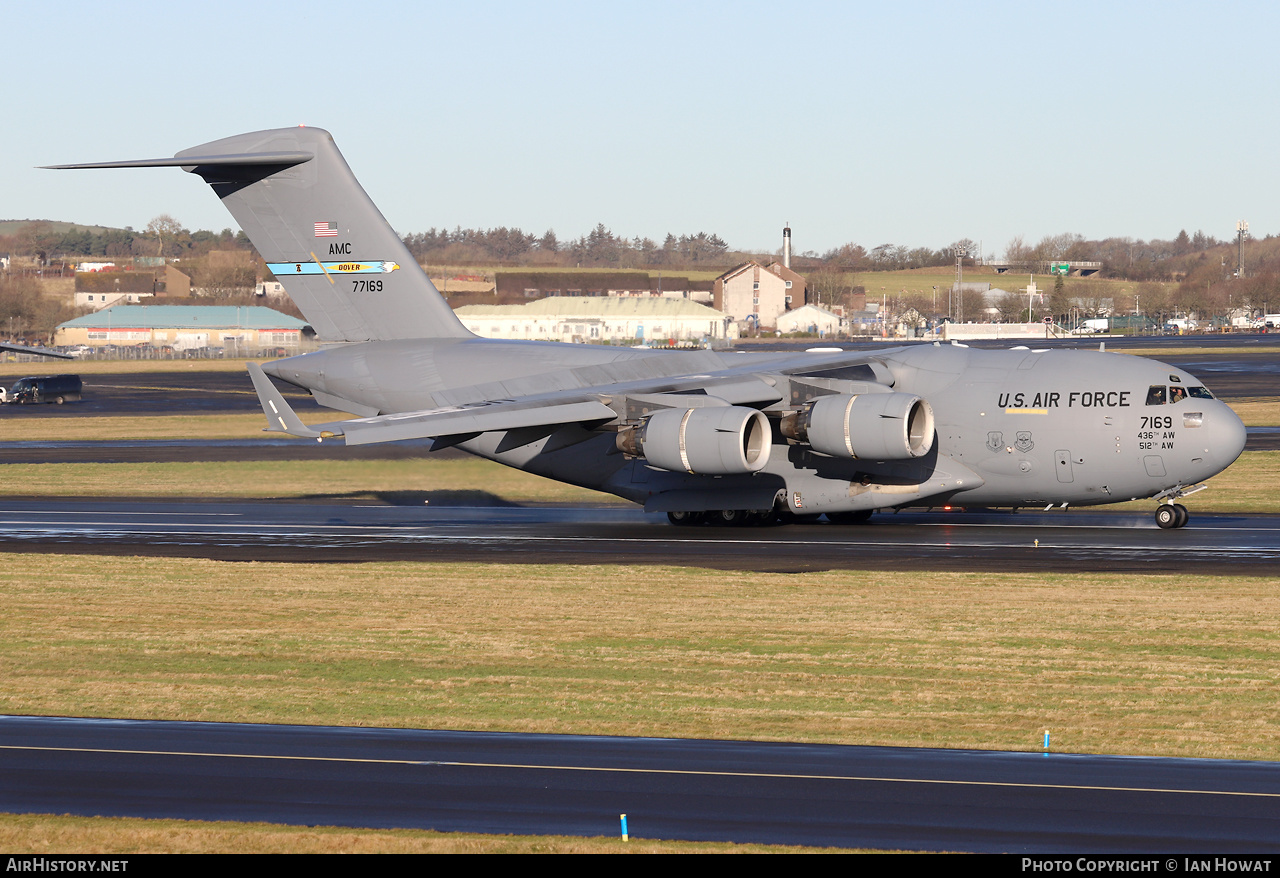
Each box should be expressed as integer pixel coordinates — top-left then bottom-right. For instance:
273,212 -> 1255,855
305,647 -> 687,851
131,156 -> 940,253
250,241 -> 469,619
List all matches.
666,509 -> 873,527
1155,503 -> 1189,529
667,509 -> 775,527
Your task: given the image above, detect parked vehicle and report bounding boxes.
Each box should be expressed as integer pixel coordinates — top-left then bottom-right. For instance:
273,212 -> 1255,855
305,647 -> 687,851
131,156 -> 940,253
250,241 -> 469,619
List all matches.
1072,318 -> 1111,334
7,375 -> 83,405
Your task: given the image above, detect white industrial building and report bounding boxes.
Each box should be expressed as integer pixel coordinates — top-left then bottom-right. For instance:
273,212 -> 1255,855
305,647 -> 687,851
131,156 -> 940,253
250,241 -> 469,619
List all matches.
454,297 -> 730,343
776,304 -> 842,336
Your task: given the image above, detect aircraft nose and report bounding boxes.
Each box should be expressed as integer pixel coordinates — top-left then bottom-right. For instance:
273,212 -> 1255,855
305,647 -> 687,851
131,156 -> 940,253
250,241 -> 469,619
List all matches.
1200,402 -> 1247,471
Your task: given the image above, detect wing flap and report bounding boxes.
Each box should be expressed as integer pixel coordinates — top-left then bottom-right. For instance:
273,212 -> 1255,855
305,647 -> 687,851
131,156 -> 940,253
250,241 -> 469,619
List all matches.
338,400 -> 618,446
248,362 -> 617,446
703,376 -> 786,406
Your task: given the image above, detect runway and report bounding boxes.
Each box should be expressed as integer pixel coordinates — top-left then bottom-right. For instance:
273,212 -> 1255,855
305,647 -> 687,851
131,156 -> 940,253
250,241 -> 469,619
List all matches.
0,498 -> 1274,573
3,715 -> 1278,852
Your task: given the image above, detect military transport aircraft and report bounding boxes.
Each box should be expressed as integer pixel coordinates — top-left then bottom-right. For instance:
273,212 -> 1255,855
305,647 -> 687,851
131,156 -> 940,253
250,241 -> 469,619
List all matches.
48,127 -> 1246,529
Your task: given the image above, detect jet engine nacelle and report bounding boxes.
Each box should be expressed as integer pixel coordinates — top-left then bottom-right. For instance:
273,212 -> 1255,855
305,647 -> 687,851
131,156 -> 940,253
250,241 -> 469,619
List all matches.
620,406 -> 773,475
783,392 -> 935,460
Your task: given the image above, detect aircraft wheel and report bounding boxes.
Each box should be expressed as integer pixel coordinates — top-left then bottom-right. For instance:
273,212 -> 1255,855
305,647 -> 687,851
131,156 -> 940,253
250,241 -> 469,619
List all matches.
826,510 -> 873,525
667,510 -> 702,526
711,509 -> 745,526
1173,504 -> 1189,528
1155,504 -> 1178,529
54,396 -> 65,405
744,509 -> 776,526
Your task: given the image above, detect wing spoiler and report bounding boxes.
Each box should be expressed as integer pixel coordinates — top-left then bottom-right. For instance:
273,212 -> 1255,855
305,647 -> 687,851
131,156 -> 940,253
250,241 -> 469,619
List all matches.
247,362 -> 616,448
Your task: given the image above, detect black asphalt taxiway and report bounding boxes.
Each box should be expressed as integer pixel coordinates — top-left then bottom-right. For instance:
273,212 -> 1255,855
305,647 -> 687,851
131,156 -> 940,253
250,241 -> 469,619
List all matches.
0,500 -> 1274,573
3,715 -> 1279,852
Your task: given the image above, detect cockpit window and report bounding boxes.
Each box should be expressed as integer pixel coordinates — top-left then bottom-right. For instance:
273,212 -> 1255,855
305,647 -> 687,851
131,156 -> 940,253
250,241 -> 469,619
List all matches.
1188,386 -> 1215,399
1146,385 -> 1167,405
1169,386 -> 1187,404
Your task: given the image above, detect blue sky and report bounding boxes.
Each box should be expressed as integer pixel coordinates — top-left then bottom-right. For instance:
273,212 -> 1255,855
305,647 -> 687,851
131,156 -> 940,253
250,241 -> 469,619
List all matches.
7,0 -> 1278,258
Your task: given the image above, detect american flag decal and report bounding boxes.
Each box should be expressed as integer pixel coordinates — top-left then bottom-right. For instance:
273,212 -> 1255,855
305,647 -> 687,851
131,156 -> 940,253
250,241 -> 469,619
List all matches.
314,221 -> 338,237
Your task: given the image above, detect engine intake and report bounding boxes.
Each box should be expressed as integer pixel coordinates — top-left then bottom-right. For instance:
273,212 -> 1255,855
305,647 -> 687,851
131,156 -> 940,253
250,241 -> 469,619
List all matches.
618,406 -> 773,475
782,392 -> 934,460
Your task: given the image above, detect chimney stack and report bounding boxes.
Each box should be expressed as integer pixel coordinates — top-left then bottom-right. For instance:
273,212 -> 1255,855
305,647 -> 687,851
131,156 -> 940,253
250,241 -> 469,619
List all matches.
783,223 -> 792,270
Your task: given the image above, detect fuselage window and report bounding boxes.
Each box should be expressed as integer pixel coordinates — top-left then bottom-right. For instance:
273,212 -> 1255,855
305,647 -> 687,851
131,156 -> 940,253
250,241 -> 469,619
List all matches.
1146,385 -> 1167,405
1189,386 -> 1215,399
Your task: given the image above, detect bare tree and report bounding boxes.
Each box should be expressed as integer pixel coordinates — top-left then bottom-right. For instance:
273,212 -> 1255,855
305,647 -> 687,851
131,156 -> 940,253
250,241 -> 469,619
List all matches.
807,269 -> 862,311
1004,235 -> 1033,264
146,214 -> 185,257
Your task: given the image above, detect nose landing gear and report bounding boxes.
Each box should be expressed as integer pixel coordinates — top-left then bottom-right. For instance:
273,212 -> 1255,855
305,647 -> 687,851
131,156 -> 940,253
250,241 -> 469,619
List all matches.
1155,503 -> 1189,529
1153,483 -> 1206,529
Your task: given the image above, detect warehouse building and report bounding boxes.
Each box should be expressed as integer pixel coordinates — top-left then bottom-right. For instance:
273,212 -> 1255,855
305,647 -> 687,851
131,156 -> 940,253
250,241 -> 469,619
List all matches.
55,305 -> 311,354
776,303 -> 842,336
455,297 -> 730,343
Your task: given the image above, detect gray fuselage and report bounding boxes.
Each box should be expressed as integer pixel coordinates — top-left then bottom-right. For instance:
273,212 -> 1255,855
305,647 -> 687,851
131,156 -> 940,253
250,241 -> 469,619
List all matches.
264,340 -> 1246,515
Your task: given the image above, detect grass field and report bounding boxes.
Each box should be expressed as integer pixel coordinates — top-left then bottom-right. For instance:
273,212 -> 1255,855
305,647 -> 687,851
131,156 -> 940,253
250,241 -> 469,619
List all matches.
0,456 -> 614,505
0,555 -> 1277,760
0,358 -> 255,377
0,813 -> 852,854
853,267 -> 1174,302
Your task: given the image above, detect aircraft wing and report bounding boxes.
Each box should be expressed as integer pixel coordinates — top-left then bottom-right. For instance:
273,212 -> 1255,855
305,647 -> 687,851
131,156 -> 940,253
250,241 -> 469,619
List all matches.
247,347 -> 903,450
248,361 -> 616,447
0,343 -> 73,360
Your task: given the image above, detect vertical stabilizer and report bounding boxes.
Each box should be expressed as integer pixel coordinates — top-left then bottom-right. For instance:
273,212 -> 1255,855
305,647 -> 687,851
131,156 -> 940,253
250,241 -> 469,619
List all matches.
50,127 -> 472,343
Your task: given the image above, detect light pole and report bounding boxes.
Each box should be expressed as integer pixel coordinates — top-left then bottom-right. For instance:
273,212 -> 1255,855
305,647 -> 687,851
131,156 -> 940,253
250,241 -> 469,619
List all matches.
1236,221 -> 1249,279
1024,275 -> 1038,324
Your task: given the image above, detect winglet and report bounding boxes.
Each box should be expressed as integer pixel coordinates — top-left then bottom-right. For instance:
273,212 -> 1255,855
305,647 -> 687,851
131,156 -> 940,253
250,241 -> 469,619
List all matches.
246,361 -> 330,439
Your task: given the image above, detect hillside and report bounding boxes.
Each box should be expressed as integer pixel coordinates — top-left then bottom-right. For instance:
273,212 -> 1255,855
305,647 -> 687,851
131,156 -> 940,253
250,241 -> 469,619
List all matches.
0,219 -> 123,236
